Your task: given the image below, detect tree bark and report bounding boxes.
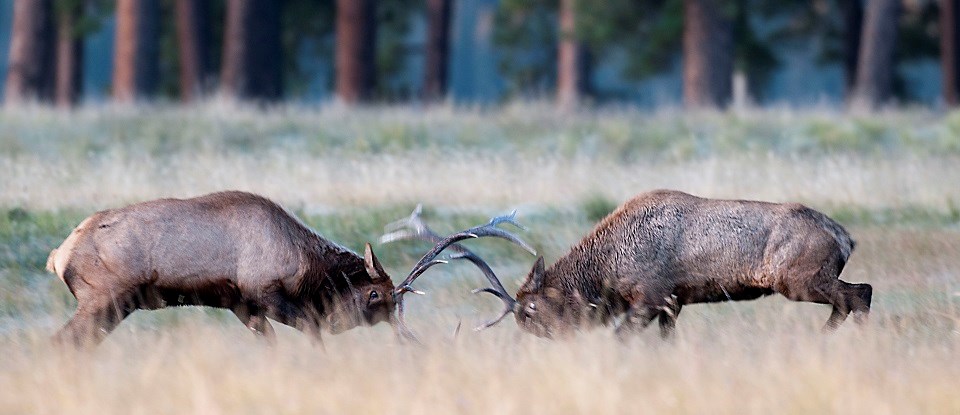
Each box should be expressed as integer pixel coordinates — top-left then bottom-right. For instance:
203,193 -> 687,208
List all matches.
423,0 -> 451,102
55,1 -> 84,108
850,0 -> 900,110
682,0 -> 734,109
843,0 -> 863,95
557,0 -> 589,111
112,0 -> 161,103
5,0 -> 56,105
221,0 -> 283,101
942,0 -> 960,107
175,0 -> 211,102
336,0 -> 377,104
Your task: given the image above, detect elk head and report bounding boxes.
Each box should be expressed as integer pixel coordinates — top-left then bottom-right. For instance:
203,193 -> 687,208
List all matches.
323,243 -> 398,334
512,257 -> 589,339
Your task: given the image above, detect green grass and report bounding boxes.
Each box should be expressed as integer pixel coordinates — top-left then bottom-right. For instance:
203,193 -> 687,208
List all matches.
2,203 -> 958,320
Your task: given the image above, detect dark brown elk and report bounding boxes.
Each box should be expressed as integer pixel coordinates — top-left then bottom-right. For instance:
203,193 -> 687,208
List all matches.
384,190 -> 872,339
45,191 -> 530,346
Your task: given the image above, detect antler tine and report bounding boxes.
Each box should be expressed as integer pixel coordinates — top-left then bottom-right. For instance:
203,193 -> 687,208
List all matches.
392,299 -> 421,344
470,299 -> 515,331
487,209 -> 528,231
402,226 -> 531,288
380,204 -> 439,244
379,205 -> 454,297
454,252 -> 518,331
388,209 -> 535,338
483,211 -> 536,254
385,204 -> 424,232
394,258 -> 447,295
448,252 -> 511,298
385,210 -> 536,293
380,206 -> 490,262
405,213 -> 536,277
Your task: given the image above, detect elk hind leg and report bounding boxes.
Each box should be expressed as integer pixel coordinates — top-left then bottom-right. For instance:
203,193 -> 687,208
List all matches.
54,292 -> 135,348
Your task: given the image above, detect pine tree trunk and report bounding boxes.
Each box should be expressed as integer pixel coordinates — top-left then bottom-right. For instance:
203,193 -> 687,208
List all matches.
850,0 -> 900,110
221,0 -> 283,101
682,0 -> 734,109
175,0 -> 211,102
55,1 -> 84,108
942,0 -> 960,107
336,0 -> 377,104
4,0 -> 56,105
843,0 -> 863,95
112,0 -> 160,103
423,0 -> 451,102
557,0 -> 588,111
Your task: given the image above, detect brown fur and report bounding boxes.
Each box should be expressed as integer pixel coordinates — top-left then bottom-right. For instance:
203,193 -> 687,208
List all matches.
513,190 -> 872,339
47,191 -> 398,347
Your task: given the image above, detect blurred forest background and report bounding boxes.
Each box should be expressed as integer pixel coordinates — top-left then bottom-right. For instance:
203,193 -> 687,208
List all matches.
0,0 -> 956,110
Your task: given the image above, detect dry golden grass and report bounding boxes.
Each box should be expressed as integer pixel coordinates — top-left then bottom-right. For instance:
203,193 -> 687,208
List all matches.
2,319 -> 958,415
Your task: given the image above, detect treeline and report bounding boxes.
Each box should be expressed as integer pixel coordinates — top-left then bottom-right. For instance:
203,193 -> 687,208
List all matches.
3,0 -> 958,110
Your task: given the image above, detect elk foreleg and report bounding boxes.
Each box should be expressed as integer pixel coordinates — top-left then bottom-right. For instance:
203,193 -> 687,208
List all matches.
848,282 -> 872,325
260,292 -> 326,350
614,306 -> 659,340
657,295 -> 682,338
232,304 -> 277,344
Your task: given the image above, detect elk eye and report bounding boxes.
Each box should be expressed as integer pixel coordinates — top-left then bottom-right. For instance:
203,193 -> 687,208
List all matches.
369,291 -> 379,301
528,302 -> 537,311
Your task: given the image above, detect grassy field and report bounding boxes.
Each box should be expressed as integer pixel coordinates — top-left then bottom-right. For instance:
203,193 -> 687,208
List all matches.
1,104 -> 958,414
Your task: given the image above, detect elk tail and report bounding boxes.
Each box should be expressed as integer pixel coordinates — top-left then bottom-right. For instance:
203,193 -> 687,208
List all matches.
46,216 -> 95,285
46,247 -> 71,286
46,249 -> 58,274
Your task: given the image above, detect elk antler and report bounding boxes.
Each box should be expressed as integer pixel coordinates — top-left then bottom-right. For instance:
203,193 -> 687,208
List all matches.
382,206 -> 536,333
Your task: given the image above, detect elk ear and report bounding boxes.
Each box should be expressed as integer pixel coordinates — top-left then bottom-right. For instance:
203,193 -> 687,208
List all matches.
364,243 -> 389,283
521,256 -> 546,291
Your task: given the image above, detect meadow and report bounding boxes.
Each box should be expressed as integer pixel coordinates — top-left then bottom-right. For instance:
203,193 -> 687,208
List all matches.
0,103 -> 958,414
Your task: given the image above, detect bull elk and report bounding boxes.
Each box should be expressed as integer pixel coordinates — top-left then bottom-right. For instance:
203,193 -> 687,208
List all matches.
45,191 -> 532,346
383,190 -> 873,339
